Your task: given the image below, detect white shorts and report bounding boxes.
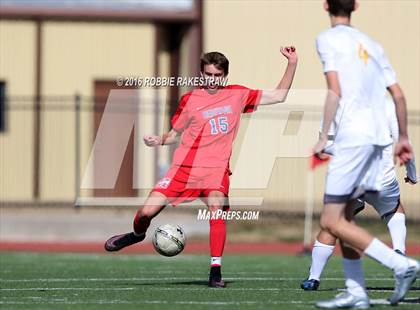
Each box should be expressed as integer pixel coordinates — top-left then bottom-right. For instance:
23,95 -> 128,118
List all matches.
324,145 -> 386,204
353,177 -> 400,218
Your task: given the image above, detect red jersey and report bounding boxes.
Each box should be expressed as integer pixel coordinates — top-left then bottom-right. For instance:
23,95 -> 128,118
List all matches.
171,85 -> 262,168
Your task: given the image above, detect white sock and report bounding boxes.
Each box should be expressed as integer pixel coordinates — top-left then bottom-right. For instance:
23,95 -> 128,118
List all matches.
364,238 -> 408,274
385,213 -> 406,254
308,240 -> 335,281
211,257 -> 221,267
343,258 -> 367,298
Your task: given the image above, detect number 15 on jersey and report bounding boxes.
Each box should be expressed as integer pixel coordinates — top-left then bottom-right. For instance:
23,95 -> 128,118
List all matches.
209,117 -> 228,135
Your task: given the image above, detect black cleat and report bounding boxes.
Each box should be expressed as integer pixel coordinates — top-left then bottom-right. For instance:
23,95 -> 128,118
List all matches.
104,232 -> 145,252
300,278 -> 320,291
209,278 -> 226,288
208,266 -> 226,288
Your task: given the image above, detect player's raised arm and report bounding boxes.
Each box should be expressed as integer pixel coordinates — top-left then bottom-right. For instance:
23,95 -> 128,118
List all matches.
259,46 -> 298,105
313,71 -> 341,155
143,129 -> 180,147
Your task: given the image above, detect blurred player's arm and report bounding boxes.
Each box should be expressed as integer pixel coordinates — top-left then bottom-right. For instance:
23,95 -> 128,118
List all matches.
387,98 -> 417,184
387,84 -> 413,164
143,129 -> 180,147
312,33 -> 341,155
379,44 -> 413,164
388,84 -> 408,139
313,71 -> 341,155
259,46 -> 298,105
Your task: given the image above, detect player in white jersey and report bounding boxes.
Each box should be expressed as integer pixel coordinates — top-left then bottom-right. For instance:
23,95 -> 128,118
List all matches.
312,1 -> 418,308
301,98 -> 417,291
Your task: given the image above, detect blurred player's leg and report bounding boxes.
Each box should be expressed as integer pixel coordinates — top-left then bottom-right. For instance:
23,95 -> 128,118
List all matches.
302,199 -> 365,291
383,204 -> 406,255
366,179 -> 407,255
104,191 -> 167,252
301,230 -> 336,290
303,192 -> 407,292
312,189 -> 407,297
317,240 -> 369,309
321,145 -> 418,305
340,206 -> 368,305
206,191 -> 228,288
133,191 -> 168,235
319,202 -> 419,305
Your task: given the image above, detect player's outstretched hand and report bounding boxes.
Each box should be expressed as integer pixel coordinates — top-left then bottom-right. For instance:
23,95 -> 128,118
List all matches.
394,137 -> 413,165
143,135 -> 162,147
280,46 -> 298,64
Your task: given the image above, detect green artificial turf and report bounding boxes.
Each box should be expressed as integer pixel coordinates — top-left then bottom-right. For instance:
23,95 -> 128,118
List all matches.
0,252 -> 418,309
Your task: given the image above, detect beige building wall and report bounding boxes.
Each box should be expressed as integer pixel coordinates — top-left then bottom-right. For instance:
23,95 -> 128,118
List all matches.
41,22 -> 155,200
1,1 -> 419,218
0,21 -> 156,201
0,21 -> 36,200
204,0 -> 420,217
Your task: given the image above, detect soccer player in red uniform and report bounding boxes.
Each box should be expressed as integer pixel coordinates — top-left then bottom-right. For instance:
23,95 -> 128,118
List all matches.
105,48 -> 298,287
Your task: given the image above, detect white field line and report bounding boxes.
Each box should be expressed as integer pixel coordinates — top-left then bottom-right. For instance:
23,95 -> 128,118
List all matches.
0,287 -> 298,292
0,287 -> 134,291
0,276 -> 395,283
370,298 -> 420,305
0,299 -> 417,306
0,300 -> 309,305
1,287 -> 414,293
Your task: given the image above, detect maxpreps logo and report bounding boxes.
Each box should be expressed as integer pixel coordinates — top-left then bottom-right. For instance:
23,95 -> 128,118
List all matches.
79,89 -> 330,202
197,209 -> 260,221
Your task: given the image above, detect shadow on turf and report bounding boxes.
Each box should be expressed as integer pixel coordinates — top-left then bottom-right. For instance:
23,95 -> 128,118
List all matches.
125,283 -> 338,291
311,288 -> 338,292
172,280 -> 234,286
126,280 -> 234,287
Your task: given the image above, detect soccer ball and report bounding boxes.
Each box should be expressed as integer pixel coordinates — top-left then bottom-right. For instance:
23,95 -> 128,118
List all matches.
152,224 -> 186,257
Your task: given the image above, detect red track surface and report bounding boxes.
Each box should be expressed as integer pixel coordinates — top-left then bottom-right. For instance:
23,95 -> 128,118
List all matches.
1,241 -> 419,255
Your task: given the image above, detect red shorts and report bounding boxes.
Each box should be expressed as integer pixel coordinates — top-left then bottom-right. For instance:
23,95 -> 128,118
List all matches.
152,165 -> 230,206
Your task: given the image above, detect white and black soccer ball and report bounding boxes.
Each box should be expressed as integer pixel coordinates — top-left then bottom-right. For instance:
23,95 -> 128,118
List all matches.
152,224 -> 186,257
